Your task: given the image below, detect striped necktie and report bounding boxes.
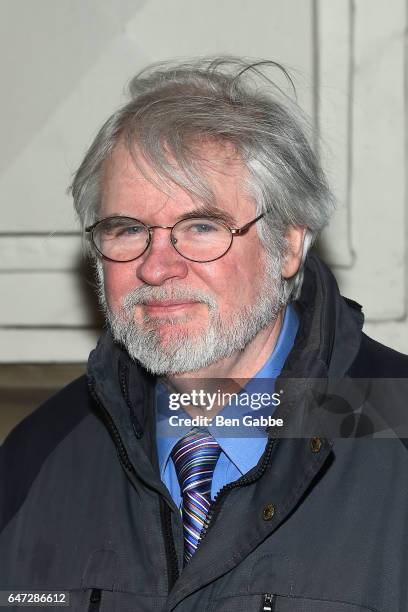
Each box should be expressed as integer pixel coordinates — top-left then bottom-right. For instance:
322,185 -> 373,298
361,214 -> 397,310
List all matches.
171,429 -> 221,563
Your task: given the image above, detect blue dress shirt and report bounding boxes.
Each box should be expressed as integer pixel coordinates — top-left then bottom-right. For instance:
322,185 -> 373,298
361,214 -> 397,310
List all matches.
155,304 -> 299,509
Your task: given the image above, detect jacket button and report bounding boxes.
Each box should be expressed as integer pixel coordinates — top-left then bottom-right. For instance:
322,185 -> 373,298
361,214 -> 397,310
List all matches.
262,503 -> 275,521
310,436 -> 322,453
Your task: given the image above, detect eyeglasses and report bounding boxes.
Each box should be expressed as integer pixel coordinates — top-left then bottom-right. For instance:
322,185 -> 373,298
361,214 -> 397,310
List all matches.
85,213 -> 265,263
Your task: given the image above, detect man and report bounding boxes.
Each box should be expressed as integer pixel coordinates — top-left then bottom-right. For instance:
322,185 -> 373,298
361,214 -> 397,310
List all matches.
1,57 -> 407,611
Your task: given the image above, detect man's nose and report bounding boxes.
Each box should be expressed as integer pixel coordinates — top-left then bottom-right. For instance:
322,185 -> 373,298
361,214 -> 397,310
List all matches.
135,228 -> 189,285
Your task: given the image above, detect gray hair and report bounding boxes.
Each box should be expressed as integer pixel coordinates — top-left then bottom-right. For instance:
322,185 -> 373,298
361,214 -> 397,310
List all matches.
70,56 -> 335,302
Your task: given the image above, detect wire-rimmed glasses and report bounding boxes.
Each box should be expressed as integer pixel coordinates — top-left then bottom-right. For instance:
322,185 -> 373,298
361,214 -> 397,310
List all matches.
85,213 -> 265,263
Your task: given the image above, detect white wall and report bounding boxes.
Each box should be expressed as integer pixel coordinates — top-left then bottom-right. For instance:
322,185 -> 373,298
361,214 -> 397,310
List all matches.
0,0 -> 406,361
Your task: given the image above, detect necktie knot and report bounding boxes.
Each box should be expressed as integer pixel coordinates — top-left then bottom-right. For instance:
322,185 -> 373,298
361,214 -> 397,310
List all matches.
172,429 -> 221,495
171,429 -> 221,562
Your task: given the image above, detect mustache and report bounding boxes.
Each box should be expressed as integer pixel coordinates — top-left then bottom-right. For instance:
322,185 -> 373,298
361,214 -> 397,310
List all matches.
122,285 -> 218,311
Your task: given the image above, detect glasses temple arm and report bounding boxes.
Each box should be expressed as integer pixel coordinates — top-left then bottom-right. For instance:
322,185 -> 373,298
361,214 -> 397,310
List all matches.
232,213 -> 265,235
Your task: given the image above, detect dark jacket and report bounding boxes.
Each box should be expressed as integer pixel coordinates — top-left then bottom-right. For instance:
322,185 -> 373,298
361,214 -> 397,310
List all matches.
1,254 -> 408,612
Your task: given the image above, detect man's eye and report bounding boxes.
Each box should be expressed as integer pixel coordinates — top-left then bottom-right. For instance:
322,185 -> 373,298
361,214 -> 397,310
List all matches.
113,225 -> 144,237
190,223 -> 217,233
124,225 -> 144,234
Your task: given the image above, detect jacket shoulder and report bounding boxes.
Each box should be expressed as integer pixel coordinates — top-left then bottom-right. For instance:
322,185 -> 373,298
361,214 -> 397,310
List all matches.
1,375 -> 93,530
2,375 -> 92,450
348,333 -> 408,377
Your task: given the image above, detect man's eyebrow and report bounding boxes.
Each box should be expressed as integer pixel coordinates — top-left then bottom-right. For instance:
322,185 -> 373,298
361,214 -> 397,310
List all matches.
176,206 -> 237,226
96,213 -> 130,220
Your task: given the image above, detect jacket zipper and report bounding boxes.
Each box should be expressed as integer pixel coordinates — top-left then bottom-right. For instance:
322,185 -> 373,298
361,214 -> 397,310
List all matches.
88,588 -> 102,611
160,497 -> 180,590
88,377 -> 136,473
87,377 -> 180,592
260,593 -> 275,611
198,437 -> 276,545
119,364 -> 144,439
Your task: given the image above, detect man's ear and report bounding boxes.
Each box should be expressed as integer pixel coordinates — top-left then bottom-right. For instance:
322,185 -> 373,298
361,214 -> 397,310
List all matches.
282,226 -> 307,279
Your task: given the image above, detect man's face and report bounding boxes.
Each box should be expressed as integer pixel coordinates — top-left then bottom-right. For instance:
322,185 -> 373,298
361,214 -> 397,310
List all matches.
97,142 -> 284,374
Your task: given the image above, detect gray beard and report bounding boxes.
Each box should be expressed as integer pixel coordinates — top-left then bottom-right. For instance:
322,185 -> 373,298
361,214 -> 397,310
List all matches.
95,258 -> 285,375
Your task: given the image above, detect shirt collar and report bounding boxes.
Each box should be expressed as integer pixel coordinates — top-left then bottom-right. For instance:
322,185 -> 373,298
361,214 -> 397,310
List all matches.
253,302 -> 299,378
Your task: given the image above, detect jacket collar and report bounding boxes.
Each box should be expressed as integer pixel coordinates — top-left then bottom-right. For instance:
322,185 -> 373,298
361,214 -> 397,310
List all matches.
262,254 -> 365,441
282,253 -> 364,380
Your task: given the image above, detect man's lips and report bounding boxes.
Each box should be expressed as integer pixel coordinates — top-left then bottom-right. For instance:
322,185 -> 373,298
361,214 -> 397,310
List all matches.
141,300 -> 201,313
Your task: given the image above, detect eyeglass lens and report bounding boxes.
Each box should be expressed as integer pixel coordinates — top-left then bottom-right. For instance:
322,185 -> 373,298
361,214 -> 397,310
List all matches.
92,217 -> 233,262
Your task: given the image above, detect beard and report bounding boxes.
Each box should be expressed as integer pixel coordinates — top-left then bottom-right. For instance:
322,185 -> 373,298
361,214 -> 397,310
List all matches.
95,256 -> 286,375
